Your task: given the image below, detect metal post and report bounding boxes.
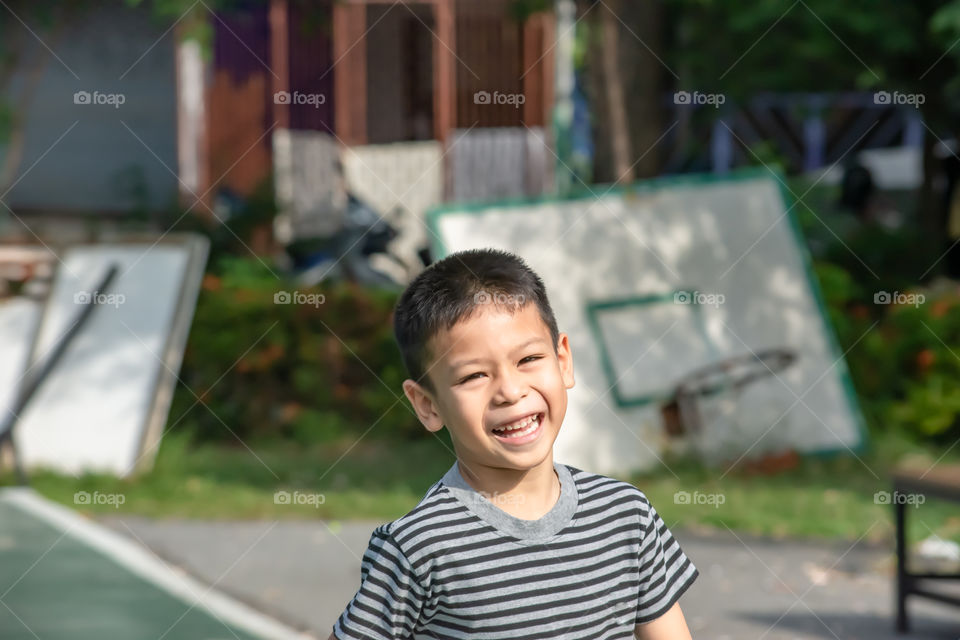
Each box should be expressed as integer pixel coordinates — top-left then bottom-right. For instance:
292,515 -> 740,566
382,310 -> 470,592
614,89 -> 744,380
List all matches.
895,494 -> 909,632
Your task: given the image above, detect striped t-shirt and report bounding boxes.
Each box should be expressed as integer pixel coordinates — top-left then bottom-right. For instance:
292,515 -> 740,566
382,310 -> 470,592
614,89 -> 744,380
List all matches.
333,461 -> 698,639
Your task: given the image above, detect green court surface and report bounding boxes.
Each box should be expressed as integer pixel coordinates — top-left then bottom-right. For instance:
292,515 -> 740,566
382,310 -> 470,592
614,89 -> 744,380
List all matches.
0,490 -> 301,640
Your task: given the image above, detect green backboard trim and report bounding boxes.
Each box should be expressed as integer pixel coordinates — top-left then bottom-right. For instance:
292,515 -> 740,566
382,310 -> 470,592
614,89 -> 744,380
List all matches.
773,177 -> 870,458
585,291 -> 717,408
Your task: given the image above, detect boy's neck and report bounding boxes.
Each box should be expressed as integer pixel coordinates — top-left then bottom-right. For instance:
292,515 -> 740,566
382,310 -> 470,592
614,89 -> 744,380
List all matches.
456,456 -> 560,521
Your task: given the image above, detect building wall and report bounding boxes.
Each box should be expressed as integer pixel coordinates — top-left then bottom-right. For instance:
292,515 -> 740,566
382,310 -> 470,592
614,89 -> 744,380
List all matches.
286,1 -> 335,132
3,3 -> 178,214
365,4 -> 434,144
366,4 -> 409,144
208,3 -> 273,198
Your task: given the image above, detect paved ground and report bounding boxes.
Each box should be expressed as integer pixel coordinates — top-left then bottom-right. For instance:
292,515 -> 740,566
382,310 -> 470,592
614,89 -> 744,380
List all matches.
99,516 -> 960,640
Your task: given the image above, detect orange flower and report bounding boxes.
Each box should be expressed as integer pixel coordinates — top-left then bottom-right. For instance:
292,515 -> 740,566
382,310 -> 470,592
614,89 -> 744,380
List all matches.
932,299 -> 951,318
202,274 -> 221,291
916,349 -> 936,372
280,403 -> 302,423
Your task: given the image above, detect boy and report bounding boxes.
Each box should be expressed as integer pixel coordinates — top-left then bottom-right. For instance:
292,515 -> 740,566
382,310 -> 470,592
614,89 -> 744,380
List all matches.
329,249 -> 697,639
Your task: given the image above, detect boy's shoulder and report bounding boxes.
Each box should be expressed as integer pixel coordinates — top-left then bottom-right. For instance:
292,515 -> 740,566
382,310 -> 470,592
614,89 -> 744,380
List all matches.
561,463 -> 657,519
370,472 -> 467,544
375,462 -> 657,544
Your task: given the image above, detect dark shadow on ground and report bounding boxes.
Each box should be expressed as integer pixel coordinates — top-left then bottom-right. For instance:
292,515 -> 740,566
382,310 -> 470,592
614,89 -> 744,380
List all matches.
741,611 -> 960,640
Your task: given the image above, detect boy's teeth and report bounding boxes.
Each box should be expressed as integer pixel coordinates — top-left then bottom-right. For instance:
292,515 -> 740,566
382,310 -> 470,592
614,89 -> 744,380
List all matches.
494,414 -> 540,437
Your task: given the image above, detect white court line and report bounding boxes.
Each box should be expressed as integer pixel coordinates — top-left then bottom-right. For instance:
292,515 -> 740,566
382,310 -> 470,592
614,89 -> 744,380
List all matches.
0,487 -> 315,640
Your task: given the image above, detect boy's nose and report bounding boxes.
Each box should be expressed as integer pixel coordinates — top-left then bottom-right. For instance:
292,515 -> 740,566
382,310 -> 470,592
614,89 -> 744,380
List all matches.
493,370 -> 528,404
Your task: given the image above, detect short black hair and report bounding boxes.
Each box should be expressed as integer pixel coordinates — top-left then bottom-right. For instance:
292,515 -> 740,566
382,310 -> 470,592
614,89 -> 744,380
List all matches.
394,248 -> 560,392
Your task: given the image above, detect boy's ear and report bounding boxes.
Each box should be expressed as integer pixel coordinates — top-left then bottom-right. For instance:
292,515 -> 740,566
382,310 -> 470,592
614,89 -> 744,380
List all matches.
402,379 -> 445,433
556,332 -> 575,389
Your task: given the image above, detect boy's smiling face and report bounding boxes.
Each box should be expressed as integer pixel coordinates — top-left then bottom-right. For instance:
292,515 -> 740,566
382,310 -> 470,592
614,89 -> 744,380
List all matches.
402,302 -> 575,474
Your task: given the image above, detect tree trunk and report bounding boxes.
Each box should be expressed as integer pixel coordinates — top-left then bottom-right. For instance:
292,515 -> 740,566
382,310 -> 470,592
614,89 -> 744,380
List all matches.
916,90 -> 953,281
599,0 -> 633,184
622,0 -> 664,179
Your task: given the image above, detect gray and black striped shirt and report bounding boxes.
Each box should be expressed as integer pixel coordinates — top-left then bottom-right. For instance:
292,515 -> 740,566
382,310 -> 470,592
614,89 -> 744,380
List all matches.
333,461 -> 698,639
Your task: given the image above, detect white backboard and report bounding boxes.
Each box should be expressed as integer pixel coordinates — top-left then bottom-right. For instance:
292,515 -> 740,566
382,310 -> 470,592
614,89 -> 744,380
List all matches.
428,171 -> 866,474
16,235 -> 208,476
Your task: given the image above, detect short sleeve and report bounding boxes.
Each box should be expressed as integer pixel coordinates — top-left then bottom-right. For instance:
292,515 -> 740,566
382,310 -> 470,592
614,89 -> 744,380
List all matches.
635,498 -> 699,624
333,526 -> 426,639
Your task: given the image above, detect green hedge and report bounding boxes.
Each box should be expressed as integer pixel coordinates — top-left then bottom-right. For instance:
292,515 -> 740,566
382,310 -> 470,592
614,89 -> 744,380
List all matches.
809,219 -> 960,444
169,257 -> 420,443
832,275 -> 960,442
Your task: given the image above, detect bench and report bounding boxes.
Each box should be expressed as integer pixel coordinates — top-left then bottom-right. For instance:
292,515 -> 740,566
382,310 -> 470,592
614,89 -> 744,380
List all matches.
893,465 -> 960,632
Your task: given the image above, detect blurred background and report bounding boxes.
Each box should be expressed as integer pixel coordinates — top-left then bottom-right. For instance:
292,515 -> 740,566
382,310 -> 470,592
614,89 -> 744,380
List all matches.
2,0 -> 960,638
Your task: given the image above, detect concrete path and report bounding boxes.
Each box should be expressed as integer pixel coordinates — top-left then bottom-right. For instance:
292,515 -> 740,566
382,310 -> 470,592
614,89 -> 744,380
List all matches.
99,516 -> 960,639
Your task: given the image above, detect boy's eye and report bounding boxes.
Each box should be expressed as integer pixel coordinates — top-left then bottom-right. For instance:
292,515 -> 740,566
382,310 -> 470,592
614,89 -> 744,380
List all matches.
456,356 -> 541,384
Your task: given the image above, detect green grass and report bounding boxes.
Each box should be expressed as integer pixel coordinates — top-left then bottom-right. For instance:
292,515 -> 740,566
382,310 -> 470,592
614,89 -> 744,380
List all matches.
2,428 -> 958,548
629,431 -> 960,546
2,430 -> 457,521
